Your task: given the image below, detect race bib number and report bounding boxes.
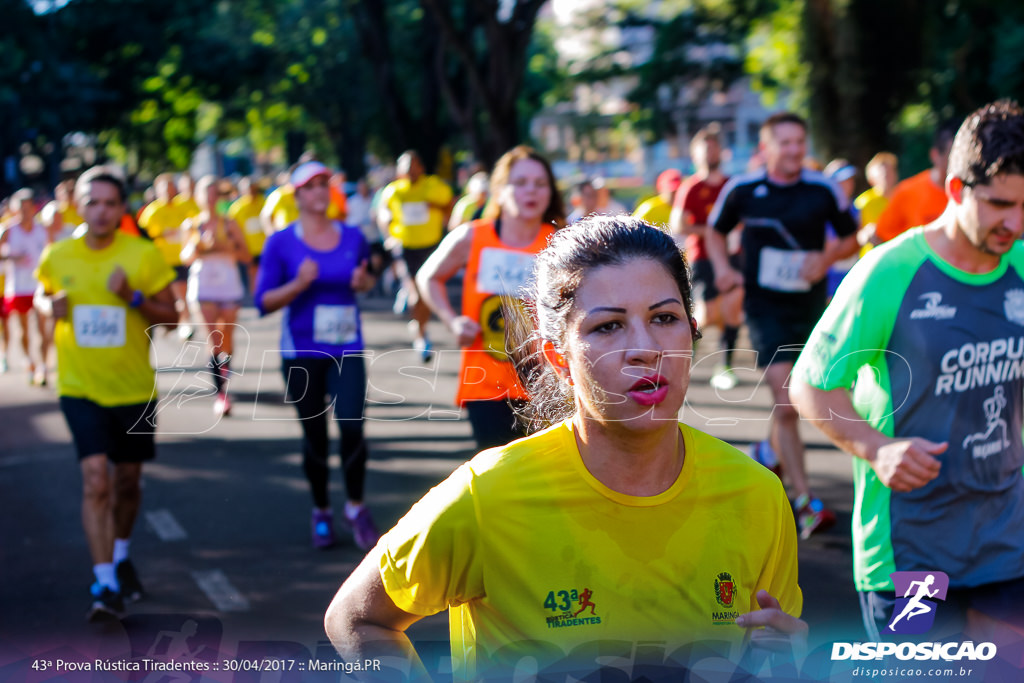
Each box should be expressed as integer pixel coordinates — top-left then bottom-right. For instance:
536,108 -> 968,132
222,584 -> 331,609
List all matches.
313,305 -> 358,345
401,201 -> 429,226
758,247 -> 812,292
244,217 -> 262,235
477,248 -> 537,296
73,305 -> 126,348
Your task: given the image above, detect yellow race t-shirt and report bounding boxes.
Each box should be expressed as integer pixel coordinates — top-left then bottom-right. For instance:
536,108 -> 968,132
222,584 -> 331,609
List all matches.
380,420 -> 802,680
263,186 -> 298,232
36,232 -> 176,406
853,186 -> 888,228
138,199 -> 189,266
632,195 -> 673,227
854,187 -> 890,256
381,175 -> 453,249
173,195 -> 201,222
227,194 -> 267,256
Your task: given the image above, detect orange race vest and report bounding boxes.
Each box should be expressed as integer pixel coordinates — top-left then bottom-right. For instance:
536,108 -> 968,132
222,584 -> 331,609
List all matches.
120,214 -> 141,237
456,219 -> 556,405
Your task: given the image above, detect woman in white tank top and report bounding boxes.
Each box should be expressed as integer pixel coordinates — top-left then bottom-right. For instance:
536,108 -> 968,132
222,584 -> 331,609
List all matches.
180,175 -> 251,417
0,189 -> 51,384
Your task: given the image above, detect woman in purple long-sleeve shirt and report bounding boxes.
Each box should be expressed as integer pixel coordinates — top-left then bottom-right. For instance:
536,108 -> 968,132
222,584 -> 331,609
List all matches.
255,161 -> 378,551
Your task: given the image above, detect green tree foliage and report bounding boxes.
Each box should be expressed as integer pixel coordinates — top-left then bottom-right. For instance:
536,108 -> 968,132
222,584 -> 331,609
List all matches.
1,0 -> 99,190
744,0 -> 1024,175
8,0 -> 555,182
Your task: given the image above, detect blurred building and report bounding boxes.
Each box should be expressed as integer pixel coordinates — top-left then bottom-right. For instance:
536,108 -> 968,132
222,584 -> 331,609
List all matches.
534,0 -> 786,183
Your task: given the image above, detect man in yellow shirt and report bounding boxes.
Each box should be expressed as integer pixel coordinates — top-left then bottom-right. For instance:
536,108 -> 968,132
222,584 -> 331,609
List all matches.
138,173 -> 192,336
633,168 -> 683,227
378,151 -> 453,360
227,176 -> 267,295
259,171 -> 298,235
35,166 -> 177,622
173,173 -> 201,222
853,151 -> 898,252
40,179 -> 84,241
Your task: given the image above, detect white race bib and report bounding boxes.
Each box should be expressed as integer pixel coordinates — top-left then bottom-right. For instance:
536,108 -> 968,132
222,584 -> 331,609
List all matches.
244,217 -> 262,235
73,305 -> 127,348
313,305 -> 358,345
758,247 -> 812,292
476,248 -> 537,296
401,201 -> 429,226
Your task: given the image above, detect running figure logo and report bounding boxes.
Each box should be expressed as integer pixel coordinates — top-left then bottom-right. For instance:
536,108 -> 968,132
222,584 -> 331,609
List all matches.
962,385 -> 1011,459
573,587 -> 597,617
885,571 -> 949,635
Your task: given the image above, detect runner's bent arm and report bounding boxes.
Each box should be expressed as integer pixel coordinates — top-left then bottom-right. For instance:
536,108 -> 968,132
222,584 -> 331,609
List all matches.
134,286 -> 177,326
179,222 -> 200,265
800,233 -> 860,284
325,548 -> 428,680
227,219 -> 253,265
108,272 -> 178,326
34,282 -> 65,319
789,379 -> 944,493
259,192 -> 280,237
705,226 -> 743,293
415,223 -> 478,347
257,243 -> 318,315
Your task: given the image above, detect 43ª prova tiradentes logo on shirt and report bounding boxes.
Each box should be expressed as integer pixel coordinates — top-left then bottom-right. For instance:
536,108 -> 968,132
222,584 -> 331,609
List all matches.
712,571 -> 741,625
542,587 -> 601,629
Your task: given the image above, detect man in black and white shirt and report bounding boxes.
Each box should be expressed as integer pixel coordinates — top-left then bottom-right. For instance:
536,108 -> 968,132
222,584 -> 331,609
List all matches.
707,111 -> 858,538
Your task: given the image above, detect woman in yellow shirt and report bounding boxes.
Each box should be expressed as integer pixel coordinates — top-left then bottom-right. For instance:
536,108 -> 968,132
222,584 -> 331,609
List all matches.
326,216 -> 805,680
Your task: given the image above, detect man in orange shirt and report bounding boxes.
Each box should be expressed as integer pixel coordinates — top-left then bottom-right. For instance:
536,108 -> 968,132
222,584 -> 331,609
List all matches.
875,121 -> 959,243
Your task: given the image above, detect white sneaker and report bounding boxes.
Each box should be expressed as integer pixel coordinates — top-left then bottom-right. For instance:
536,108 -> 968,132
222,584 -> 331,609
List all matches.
392,288 -> 409,315
213,393 -> 232,417
413,337 -> 433,363
710,365 -> 738,390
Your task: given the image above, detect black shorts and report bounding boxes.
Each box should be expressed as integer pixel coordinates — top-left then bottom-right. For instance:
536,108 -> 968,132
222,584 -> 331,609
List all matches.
399,245 -> 438,279
690,254 -> 742,303
859,574 -> 1024,640
465,399 -> 527,451
746,311 -> 819,368
368,241 -> 392,273
173,265 -> 190,282
59,396 -> 157,462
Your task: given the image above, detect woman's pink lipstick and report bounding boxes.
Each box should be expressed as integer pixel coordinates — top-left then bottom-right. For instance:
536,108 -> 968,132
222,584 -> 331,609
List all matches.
627,374 -> 670,406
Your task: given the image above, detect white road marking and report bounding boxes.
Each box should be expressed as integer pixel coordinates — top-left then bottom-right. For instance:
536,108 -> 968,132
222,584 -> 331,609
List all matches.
191,569 -> 250,612
145,509 -> 188,541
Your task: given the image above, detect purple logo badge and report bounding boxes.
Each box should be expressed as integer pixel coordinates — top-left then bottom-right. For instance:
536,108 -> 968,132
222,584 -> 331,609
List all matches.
885,571 -> 949,635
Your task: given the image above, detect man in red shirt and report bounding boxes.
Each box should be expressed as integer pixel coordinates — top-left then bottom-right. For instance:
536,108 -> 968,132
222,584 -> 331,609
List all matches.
669,124 -> 742,390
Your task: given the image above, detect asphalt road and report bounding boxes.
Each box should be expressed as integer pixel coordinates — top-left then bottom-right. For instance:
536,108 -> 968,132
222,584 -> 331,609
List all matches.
0,291 -> 868,681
